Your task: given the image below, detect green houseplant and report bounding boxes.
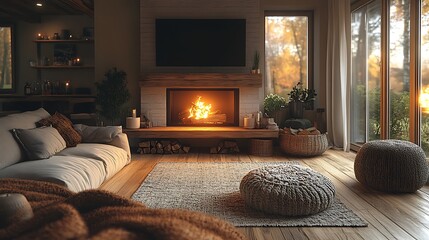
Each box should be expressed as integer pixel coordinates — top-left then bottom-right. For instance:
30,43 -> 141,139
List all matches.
264,93 -> 287,118
251,51 -> 260,74
288,82 -> 317,118
96,68 -> 131,125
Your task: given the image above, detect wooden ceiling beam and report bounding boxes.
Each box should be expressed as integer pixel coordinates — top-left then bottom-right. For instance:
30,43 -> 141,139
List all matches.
0,3 -> 41,23
0,0 -> 94,23
55,0 -> 94,17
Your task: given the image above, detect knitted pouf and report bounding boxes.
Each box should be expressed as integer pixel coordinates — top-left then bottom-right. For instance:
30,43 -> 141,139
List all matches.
239,165 -> 335,216
354,140 -> 429,193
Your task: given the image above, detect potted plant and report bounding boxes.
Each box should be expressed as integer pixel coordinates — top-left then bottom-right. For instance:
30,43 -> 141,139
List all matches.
251,51 -> 260,74
263,93 -> 287,126
95,68 -> 131,125
288,82 -> 317,118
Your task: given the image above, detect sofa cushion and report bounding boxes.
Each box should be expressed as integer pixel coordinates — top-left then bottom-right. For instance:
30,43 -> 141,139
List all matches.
0,108 -> 51,170
11,126 -> 66,160
107,133 -> 131,161
0,155 -> 107,192
73,124 -> 122,143
56,143 -> 130,180
37,112 -> 82,147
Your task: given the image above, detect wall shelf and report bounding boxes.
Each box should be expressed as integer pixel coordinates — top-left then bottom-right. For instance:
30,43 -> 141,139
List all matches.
0,95 -> 96,115
31,65 -> 94,69
33,39 -> 94,43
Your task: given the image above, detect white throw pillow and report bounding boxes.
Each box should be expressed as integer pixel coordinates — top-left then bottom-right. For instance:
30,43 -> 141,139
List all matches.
107,133 -> 131,161
73,124 -> 122,143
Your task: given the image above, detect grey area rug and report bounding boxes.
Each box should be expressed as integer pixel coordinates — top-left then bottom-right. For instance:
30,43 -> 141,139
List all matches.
132,162 -> 368,227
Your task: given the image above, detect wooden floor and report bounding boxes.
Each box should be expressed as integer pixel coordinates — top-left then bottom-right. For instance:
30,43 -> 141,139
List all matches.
99,149 -> 429,240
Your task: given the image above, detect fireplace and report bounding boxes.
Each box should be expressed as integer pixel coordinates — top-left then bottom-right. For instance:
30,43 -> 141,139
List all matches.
167,88 -> 239,126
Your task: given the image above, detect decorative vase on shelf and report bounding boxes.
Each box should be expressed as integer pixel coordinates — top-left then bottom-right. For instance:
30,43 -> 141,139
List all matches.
289,101 -> 304,119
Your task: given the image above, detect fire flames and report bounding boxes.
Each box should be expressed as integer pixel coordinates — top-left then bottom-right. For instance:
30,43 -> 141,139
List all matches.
188,96 -> 212,119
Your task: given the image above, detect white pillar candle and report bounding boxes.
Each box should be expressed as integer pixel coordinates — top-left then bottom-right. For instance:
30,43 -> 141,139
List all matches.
126,117 -> 140,129
132,109 -> 136,118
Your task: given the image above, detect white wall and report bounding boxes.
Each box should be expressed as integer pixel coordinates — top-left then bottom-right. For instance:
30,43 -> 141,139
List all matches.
140,0 -> 263,126
137,0 -> 328,126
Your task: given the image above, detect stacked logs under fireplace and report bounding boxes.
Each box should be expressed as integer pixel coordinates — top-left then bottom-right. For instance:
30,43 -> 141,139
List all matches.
137,139 -> 240,154
137,139 -> 190,154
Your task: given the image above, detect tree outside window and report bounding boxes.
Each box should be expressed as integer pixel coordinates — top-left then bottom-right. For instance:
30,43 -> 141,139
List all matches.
265,13 -> 313,99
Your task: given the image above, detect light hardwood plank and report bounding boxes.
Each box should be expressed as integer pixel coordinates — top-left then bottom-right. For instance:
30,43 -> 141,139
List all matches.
99,149 -> 429,240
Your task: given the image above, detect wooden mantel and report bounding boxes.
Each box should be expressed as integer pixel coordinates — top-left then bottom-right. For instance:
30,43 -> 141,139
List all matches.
140,73 -> 262,87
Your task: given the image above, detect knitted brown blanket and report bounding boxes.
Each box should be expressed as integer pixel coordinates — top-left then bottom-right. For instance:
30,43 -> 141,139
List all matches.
0,179 -> 246,240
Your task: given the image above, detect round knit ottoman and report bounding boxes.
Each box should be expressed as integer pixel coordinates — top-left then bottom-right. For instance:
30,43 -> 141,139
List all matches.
239,165 -> 335,216
354,140 -> 429,193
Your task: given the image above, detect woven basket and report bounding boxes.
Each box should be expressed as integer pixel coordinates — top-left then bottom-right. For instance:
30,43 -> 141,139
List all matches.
250,139 -> 273,157
279,133 -> 329,157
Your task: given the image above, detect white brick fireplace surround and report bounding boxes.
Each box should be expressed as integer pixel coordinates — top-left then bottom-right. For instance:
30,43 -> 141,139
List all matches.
139,0 -> 262,127
140,74 -> 262,127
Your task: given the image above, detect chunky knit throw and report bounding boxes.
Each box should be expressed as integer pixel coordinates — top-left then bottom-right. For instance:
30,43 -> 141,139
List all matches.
354,140 -> 428,193
240,165 -> 335,216
0,178 -> 246,240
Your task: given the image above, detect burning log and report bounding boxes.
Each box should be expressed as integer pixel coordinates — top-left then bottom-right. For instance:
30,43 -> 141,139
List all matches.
179,96 -> 227,125
189,114 -> 227,124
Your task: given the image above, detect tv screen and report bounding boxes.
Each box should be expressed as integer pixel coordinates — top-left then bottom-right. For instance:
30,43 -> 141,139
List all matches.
156,19 -> 246,67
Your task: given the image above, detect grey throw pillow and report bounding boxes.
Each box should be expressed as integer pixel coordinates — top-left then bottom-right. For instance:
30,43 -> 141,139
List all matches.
11,126 -> 66,160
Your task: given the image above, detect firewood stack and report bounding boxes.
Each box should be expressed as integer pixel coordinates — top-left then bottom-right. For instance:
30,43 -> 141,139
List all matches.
137,139 -> 191,154
210,140 -> 240,154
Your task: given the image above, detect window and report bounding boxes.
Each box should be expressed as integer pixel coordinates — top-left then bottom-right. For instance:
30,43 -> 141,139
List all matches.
389,0 -> 411,141
351,0 -> 428,154
265,12 -> 313,98
420,0 -> 429,153
0,25 -> 14,94
351,0 -> 382,143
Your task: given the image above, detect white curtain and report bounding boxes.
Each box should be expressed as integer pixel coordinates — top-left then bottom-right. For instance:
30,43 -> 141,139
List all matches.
326,0 -> 351,151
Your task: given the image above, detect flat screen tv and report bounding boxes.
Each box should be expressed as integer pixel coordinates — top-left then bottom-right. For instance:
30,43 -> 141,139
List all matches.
156,19 -> 246,67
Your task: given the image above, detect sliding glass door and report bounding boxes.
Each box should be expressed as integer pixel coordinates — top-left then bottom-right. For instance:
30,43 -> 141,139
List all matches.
421,0 -> 429,153
389,0 -> 410,141
351,0 -> 382,144
351,0 -> 427,154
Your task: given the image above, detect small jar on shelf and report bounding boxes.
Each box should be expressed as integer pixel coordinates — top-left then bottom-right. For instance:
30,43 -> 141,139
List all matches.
24,82 -> 32,95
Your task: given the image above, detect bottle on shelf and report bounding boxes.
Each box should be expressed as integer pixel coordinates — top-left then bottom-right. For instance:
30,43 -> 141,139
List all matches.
43,80 -> 51,95
24,82 -> 32,95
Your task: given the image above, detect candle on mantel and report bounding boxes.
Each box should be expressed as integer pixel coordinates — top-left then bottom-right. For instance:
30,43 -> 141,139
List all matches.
132,109 -> 137,118
76,58 -> 80,65
37,33 -> 43,40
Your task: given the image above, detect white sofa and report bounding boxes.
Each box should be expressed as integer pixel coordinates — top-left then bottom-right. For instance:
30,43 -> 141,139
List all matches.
0,108 -> 131,192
